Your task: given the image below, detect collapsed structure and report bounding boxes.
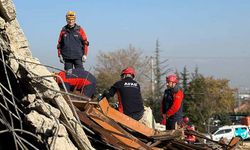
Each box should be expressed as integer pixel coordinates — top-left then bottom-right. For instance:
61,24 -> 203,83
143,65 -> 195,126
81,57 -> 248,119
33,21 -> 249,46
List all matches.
0,0 -> 92,149
0,0 -> 242,149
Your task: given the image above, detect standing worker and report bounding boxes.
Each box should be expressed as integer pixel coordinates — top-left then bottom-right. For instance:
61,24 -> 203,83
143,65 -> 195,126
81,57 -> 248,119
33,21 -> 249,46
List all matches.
161,74 -> 184,130
57,11 -> 89,70
102,67 -> 144,121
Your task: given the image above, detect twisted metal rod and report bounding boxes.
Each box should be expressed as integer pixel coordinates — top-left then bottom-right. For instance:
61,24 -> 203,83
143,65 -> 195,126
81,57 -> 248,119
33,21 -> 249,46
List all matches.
8,56 -> 63,72
0,83 -> 25,115
32,87 -> 60,150
0,110 -> 40,150
0,55 -> 48,149
1,51 -> 22,129
0,79 -> 18,149
32,74 -> 96,149
15,61 -> 92,149
15,134 -> 39,150
7,54 -> 94,149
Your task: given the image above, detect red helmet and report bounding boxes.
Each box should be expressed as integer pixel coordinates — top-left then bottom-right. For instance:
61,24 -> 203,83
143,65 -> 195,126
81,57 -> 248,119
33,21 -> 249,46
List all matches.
187,125 -> 195,131
166,74 -> 178,83
121,67 -> 135,77
183,116 -> 189,124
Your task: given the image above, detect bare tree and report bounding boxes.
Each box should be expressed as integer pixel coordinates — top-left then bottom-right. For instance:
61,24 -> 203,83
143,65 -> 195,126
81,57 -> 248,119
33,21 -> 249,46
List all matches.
94,45 -> 151,97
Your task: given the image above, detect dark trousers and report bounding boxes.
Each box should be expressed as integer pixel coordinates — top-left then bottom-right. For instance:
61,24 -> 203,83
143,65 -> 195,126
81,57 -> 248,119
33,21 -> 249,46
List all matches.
64,59 -> 83,70
128,110 -> 144,121
166,117 -> 182,130
80,83 -> 96,98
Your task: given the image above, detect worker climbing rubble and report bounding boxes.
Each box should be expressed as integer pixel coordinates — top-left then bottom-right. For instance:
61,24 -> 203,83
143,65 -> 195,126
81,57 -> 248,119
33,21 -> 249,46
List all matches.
56,68 -> 96,98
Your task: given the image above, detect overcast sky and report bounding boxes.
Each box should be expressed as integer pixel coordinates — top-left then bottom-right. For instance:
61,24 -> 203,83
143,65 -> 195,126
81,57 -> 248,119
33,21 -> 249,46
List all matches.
13,0 -> 250,89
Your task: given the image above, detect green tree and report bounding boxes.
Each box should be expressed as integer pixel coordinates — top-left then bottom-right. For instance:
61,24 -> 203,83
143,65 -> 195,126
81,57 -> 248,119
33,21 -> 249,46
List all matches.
180,66 -> 189,94
146,39 -> 172,122
185,75 -> 235,132
180,66 -> 190,114
192,66 -> 200,79
154,39 -> 172,99
175,69 -> 180,81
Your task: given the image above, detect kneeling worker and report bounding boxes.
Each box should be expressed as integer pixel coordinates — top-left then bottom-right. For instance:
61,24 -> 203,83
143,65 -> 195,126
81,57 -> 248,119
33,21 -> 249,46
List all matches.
56,68 -> 96,98
102,67 -> 144,121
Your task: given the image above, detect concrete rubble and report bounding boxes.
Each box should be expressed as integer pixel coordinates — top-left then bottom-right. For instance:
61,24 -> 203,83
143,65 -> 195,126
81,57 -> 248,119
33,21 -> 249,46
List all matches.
0,0 -> 93,149
0,0 -> 244,150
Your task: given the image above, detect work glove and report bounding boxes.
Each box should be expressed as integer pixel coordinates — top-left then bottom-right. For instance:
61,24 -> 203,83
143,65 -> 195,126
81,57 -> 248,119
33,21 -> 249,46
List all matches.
82,55 -> 87,62
59,54 -> 64,64
97,90 -> 109,101
97,93 -> 104,101
161,114 -> 167,125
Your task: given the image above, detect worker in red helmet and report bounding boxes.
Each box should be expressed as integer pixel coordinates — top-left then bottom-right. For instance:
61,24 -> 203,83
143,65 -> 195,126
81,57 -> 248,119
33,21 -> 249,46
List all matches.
161,74 -> 184,130
102,67 -> 144,121
183,116 -> 189,124
185,124 -> 196,143
180,116 -> 190,128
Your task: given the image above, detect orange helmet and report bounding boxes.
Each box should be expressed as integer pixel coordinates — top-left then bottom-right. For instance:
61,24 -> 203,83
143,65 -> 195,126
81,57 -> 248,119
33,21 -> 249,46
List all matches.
66,11 -> 76,20
166,74 -> 178,83
121,67 -> 135,77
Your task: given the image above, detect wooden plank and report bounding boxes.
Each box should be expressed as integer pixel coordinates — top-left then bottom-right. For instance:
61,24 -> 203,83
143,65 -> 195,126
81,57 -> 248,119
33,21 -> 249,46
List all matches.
76,109 -> 128,149
85,105 -> 151,150
99,98 -> 155,137
226,137 -> 240,150
171,140 -> 211,150
72,100 -> 98,111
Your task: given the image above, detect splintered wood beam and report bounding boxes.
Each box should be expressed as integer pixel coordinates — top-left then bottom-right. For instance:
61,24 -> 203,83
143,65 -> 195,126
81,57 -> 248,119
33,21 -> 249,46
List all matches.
76,109 -> 128,149
72,100 -> 98,111
226,137 -> 240,150
99,98 -> 155,137
85,104 -> 151,149
171,140 -> 212,150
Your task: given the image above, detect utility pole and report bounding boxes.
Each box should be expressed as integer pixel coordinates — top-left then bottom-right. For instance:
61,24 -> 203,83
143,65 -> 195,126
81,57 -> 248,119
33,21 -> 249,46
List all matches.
155,39 -> 161,100
150,56 -> 155,100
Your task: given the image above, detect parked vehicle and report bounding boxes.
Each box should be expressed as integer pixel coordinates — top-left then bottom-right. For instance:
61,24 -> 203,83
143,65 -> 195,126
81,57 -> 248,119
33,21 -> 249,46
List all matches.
206,125 -> 250,142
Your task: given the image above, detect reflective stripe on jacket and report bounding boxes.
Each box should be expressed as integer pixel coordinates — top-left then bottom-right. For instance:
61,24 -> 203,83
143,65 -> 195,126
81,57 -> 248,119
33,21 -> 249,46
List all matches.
57,24 -> 88,59
56,68 -> 96,97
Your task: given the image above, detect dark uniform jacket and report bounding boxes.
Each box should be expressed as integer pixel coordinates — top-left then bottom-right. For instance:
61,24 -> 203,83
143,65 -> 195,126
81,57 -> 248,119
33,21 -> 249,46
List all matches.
161,84 -> 184,121
104,77 -> 144,120
56,68 -> 96,98
57,24 -> 88,59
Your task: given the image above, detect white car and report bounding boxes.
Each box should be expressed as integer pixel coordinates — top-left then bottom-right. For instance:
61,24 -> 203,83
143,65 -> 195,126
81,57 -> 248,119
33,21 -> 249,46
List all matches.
206,125 -> 250,142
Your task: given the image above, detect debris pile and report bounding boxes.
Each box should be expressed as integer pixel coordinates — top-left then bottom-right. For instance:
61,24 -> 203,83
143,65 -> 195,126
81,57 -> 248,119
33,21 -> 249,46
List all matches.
0,0 -> 242,149
0,0 -> 92,149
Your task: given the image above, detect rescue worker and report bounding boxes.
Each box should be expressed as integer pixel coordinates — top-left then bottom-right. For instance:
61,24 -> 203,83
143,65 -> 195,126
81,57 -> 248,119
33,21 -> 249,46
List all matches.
102,67 -> 144,121
180,116 -> 190,128
161,74 -> 184,130
57,11 -> 89,70
180,116 -> 196,143
185,124 -> 196,143
56,68 -> 96,98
